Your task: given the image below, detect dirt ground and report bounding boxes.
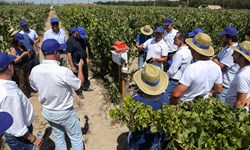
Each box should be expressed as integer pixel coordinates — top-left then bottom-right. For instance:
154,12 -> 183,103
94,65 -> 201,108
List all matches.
2,10 -> 129,150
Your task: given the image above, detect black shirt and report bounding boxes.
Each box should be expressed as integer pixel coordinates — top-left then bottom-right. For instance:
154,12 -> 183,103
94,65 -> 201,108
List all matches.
66,35 -> 87,63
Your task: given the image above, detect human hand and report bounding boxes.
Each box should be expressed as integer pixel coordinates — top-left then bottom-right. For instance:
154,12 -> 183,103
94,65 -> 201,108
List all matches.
33,137 -> 42,149
78,59 -> 84,68
35,51 -> 39,57
86,58 -> 90,64
71,66 -> 77,73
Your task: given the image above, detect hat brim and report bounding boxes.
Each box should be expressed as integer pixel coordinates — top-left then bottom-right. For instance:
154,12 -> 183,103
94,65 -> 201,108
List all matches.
133,69 -> 169,95
10,30 -> 19,37
231,46 -> 250,62
59,43 -> 67,50
188,32 -> 195,37
186,38 -> 214,57
140,27 -> 153,36
0,112 -> 13,134
164,22 -> 172,26
219,31 -> 226,35
79,34 -> 87,39
20,23 -> 28,27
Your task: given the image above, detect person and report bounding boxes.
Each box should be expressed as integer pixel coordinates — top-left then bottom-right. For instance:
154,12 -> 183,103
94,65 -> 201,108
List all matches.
0,111 -> 13,149
10,32 -> 32,97
19,20 -> 40,68
225,41 -> 250,108
138,26 -> 168,69
44,17 -> 67,67
188,28 -> 204,38
0,52 -> 42,150
66,27 -> 90,97
29,39 -> 84,150
163,18 -> 178,71
68,27 -> 76,37
169,33 -> 223,105
165,32 -> 192,98
135,25 -> 153,69
129,64 -> 169,149
212,26 -> 239,102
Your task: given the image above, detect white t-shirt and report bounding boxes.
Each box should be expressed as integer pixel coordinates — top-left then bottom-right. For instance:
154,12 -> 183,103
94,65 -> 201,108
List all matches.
225,65 -> 250,107
19,28 -> 39,42
29,60 -> 81,111
179,60 -> 222,102
0,79 -> 34,137
167,46 -> 192,80
217,43 -> 239,88
143,37 -> 168,68
43,28 -> 66,44
163,28 -> 178,53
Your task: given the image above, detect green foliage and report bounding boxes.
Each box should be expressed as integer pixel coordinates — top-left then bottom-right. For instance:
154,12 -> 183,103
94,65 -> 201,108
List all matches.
109,97 -> 250,149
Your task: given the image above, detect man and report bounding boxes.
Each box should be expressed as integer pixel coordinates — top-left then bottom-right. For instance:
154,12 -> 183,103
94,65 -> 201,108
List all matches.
212,26 -> 239,102
19,20 -> 40,68
165,32 -> 192,98
29,39 -> 84,150
225,41 -> 250,108
0,111 -> 13,149
66,27 -> 90,96
169,33 -> 223,105
163,18 -> 178,71
138,26 -> 168,69
135,25 -> 153,69
0,52 -> 42,149
44,17 -> 67,67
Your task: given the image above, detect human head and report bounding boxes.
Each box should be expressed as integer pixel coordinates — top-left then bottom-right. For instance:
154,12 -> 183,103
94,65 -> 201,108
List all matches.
133,64 -> 169,95
164,18 -> 173,32
69,27 -> 76,36
188,28 -> 204,38
219,26 -> 238,45
41,39 -> 66,60
140,25 -> 153,36
0,52 -> 16,77
174,31 -> 189,47
154,26 -> 164,41
0,111 -> 13,135
76,27 -> 87,40
231,41 -> 250,64
20,20 -> 29,32
13,33 -> 25,46
50,18 -> 59,32
185,33 -> 214,59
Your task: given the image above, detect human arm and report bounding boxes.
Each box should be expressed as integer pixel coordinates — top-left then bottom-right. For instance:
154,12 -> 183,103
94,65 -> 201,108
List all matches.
152,56 -> 167,63
67,52 -> 77,73
210,83 -> 223,94
234,93 -> 248,108
213,57 -> 226,70
10,47 -> 29,64
167,53 -> 182,77
169,83 -> 189,105
23,132 -> 42,148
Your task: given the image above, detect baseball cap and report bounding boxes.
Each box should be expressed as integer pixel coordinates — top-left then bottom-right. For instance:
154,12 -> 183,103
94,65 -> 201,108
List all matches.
0,112 -> 13,134
13,33 -> 25,43
164,18 -> 173,25
20,20 -> 28,26
50,18 -> 59,23
0,52 -> 16,71
41,39 -> 61,55
155,26 -> 165,33
69,27 -> 76,34
219,26 -> 237,36
76,27 -> 87,39
188,28 -> 204,37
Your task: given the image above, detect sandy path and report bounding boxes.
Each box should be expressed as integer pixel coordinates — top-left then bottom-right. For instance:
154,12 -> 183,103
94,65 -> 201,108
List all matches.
30,10 -> 129,150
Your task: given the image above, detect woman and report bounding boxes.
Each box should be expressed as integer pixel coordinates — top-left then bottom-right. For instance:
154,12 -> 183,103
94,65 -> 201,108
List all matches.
10,33 -> 32,97
129,64 -> 169,150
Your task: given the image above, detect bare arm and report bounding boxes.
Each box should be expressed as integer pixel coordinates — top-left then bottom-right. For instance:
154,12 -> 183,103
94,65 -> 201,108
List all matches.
169,83 -> 189,105
34,37 -> 40,45
10,48 -> 29,64
23,132 -> 42,148
234,92 -> 248,108
213,57 -> 226,70
153,56 -> 168,63
210,83 -> 223,94
77,59 -> 84,86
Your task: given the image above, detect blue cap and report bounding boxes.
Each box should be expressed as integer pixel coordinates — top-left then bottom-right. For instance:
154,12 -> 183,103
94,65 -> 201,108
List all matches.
188,28 -> 204,37
13,33 -> 25,43
164,18 -> 173,25
69,27 -> 76,34
155,26 -> 165,33
41,39 -> 61,55
0,52 -> 16,71
20,20 -> 28,26
50,18 -> 59,23
219,26 -> 237,36
59,43 -> 67,50
0,112 -> 13,134
76,27 -> 87,39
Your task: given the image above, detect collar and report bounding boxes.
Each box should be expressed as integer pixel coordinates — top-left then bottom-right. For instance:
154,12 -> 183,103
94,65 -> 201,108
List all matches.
52,29 -> 61,35
0,79 -> 17,86
42,60 -> 60,65
178,46 -> 189,51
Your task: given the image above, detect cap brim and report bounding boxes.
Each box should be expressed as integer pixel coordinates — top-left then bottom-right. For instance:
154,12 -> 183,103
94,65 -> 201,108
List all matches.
188,32 -> 195,37
164,22 -> 172,25
186,38 -> 214,57
80,34 -> 87,39
219,31 -> 226,35
59,43 -> 67,50
140,27 -> 153,36
230,46 -> 250,62
133,69 -> 169,95
0,112 -> 13,134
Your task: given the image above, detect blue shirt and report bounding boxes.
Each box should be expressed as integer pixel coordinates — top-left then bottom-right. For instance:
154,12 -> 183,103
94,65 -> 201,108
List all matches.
136,34 -> 153,54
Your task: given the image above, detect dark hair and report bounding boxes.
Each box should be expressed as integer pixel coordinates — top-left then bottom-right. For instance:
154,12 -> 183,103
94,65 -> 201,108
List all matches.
177,31 -> 189,44
225,34 -> 238,42
11,38 -> 19,47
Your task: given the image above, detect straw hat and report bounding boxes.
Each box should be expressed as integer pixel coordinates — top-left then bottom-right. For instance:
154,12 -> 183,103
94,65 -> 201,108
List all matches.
8,27 -> 15,34
140,25 -> 153,36
133,64 -> 169,95
185,33 -> 214,57
10,30 -> 19,37
230,41 -> 250,62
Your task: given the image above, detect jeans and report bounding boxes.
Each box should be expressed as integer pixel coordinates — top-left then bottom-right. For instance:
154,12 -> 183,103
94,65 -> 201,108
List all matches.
165,79 -> 179,101
138,54 -> 146,69
213,86 -> 229,103
43,107 -> 84,150
4,125 -> 34,150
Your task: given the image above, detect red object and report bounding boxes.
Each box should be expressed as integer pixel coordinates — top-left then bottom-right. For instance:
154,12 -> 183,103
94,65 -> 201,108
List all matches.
113,40 -> 129,53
